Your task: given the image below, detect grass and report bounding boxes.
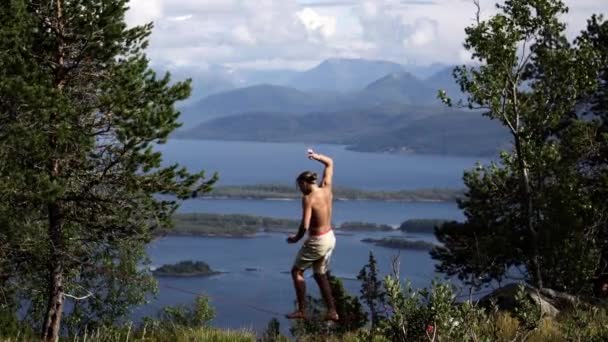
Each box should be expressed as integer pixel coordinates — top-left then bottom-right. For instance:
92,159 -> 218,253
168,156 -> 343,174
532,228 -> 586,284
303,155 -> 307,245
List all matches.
1,326 -> 257,342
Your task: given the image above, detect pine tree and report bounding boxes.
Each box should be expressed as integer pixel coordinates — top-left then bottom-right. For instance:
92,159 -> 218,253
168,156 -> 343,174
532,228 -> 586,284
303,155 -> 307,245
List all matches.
0,1 -> 216,340
357,251 -> 386,330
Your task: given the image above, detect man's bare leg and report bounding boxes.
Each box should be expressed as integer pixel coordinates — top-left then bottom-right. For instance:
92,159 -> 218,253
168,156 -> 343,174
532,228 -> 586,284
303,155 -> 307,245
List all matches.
287,267 -> 307,319
313,273 -> 339,321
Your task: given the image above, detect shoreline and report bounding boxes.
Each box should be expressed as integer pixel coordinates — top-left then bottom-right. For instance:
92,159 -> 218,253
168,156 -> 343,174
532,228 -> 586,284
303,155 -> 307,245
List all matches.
197,184 -> 463,203
198,195 -> 450,203
152,271 -> 225,278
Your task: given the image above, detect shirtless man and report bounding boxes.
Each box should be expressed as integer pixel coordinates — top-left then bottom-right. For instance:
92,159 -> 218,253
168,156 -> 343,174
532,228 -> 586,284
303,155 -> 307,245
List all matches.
286,149 -> 339,322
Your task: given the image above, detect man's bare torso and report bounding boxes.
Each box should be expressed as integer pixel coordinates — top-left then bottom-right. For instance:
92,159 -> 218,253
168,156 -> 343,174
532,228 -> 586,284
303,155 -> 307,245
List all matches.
306,186 -> 333,235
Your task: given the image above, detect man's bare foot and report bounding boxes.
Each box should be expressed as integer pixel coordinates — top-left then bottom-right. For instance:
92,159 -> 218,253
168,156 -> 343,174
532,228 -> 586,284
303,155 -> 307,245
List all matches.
324,311 -> 339,322
286,311 -> 306,320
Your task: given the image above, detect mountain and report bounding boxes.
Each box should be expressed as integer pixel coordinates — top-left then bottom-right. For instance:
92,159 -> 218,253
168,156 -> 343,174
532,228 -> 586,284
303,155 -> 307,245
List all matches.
177,106 -> 509,156
162,65 -> 241,106
424,66 -> 467,104
238,69 -> 299,86
403,62 -> 448,79
178,84 -> 349,126
350,112 -> 511,156
177,105 -> 443,142
178,69 -> 458,127
356,71 -> 440,107
286,58 -> 405,92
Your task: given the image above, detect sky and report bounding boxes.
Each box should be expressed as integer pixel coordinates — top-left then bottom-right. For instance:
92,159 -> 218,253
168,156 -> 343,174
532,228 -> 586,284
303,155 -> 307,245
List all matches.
125,0 -> 607,71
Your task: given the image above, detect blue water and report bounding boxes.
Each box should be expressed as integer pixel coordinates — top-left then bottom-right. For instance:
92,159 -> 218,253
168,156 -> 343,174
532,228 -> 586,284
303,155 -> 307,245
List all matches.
178,198 -> 463,226
136,231 -> 444,333
132,139 -> 479,334
157,139 -> 487,190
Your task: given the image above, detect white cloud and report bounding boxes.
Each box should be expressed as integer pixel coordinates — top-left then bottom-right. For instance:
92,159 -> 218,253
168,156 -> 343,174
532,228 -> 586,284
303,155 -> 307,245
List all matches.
403,18 -> 438,47
231,25 -> 256,46
167,15 -> 193,22
127,0 -> 607,70
297,7 -> 337,40
125,0 -> 162,26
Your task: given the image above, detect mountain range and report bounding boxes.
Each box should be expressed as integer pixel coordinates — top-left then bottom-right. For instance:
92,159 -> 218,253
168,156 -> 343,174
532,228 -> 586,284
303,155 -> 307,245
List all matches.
172,58 -> 509,157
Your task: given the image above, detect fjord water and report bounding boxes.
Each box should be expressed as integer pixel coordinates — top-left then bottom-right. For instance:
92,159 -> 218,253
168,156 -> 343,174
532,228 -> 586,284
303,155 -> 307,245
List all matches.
156,139 -> 488,190
137,139 -> 485,332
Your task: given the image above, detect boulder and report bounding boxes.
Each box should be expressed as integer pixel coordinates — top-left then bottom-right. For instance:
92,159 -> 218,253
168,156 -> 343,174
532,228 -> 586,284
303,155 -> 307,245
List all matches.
478,283 -> 580,318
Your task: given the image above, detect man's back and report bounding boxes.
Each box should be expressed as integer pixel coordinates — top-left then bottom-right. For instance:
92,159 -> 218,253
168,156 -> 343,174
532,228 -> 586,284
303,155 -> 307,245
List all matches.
307,187 -> 332,235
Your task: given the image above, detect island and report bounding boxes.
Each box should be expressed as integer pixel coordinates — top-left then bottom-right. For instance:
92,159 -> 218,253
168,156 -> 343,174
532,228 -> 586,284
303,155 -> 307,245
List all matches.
338,221 -> 394,231
361,237 -> 437,251
200,184 -> 463,202
399,219 -> 452,234
160,213 -> 405,237
152,260 -> 221,277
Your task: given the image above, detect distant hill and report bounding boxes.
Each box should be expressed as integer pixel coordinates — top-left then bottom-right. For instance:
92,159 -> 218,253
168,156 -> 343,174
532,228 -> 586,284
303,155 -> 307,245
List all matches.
356,71 -> 440,106
178,106 -> 511,157
178,68 -> 460,127
286,58 -> 405,92
172,61 -> 500,156
350,111 -> 511,156
425,66 -> 468,104
178,84 -> 349,125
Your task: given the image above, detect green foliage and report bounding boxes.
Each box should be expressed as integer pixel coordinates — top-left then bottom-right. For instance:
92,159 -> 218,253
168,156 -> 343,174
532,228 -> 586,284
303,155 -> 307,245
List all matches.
379,278 -> 547,342
290,273 -> 367,339
362,238 -> 436,251
339,222 -> 394,232
358,252 -> 386,331
259,318 -> 289,342
0,0 -> 216,337
399,219 -> 451,233
513,285 -> 542,333
158,296 -> 215,329
169,213 -> 298,236
561,305 -> 608,341
153,260 -> 217,276
433,0 -> 608,294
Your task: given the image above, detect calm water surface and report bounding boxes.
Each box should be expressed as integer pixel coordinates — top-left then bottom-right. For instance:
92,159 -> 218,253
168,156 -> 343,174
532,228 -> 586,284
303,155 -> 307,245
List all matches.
158,139 -> 488,190
136,232 -> 444,333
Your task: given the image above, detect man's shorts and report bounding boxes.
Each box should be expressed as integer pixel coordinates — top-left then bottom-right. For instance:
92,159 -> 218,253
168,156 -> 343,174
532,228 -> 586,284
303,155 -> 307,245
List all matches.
293,230 -> 336,275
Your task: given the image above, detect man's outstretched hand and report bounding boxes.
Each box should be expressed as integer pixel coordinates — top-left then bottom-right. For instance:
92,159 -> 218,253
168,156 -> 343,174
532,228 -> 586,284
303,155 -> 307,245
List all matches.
307,148 -> 321,161
287,235 -> 298,244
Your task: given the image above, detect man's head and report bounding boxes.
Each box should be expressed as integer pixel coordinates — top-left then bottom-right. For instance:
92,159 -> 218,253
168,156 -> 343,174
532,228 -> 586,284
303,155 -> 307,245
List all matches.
296,171 -> 317,194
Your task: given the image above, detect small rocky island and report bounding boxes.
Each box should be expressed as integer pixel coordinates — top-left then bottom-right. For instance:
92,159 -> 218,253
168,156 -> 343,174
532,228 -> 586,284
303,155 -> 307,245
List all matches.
152,260 -> 221,277
361,237 -> 437,251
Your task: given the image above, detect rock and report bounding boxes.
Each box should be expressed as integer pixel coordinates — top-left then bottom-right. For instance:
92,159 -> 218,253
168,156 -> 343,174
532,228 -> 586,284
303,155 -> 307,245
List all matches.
478,284 -> 579,318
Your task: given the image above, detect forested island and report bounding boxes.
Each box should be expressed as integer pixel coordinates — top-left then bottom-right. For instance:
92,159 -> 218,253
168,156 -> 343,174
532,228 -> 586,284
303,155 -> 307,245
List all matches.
201,184 -> 463,202
361,237 -> 437,251
338,221 -> 394,231
164,213 -> 423,237
152,261 -> 221,277
399,219 -> 451,233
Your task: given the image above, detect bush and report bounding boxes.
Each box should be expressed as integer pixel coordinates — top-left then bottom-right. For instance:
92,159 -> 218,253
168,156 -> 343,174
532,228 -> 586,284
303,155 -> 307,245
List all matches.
290,273 -> 367,340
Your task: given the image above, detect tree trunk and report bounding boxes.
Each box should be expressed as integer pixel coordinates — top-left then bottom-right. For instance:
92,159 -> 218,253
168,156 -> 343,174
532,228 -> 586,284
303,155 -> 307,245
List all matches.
42,1 -> 66,340
514,134 -> 543,289
41,202 -> 65,342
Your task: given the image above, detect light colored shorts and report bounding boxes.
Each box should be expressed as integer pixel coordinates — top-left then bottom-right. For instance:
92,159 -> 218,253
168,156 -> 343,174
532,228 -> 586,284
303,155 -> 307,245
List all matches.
293,230 -> 336,275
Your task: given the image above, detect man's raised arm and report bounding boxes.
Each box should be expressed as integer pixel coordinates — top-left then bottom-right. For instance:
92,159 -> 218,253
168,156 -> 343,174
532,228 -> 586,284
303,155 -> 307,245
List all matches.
308,150 -> 333,188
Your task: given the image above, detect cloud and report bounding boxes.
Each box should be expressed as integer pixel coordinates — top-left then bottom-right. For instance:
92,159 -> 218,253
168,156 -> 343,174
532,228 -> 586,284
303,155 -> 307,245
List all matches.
125,0 -> 162,26
298,0 -> 358,7
297,7 -> 337,40
126,0 -> 607,70
167,15 -> 193,22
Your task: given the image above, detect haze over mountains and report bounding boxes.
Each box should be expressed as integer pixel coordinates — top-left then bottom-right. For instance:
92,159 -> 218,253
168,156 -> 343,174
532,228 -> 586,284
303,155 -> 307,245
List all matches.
175,58 -> 509,157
